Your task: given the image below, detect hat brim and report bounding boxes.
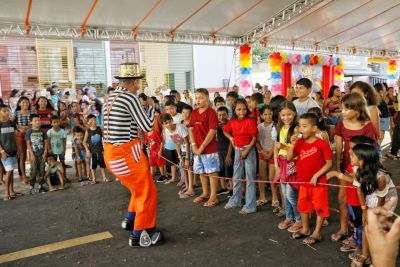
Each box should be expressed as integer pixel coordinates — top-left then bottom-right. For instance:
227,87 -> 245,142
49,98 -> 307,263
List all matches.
114,75 -> 144,80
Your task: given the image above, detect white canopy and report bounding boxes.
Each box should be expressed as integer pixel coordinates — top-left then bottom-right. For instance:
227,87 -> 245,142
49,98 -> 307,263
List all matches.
0,0 -> 399,56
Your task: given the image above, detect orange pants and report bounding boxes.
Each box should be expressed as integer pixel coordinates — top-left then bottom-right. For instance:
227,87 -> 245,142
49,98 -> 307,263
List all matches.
104,139 -> 157,231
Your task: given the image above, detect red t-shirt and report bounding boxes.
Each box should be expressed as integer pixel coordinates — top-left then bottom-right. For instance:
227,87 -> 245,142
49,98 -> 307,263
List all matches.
36,109 -> 52,132
190,107 -> 218,154
345,164 -> 360,206
335,121 -> 378,172
146,130 -> 162,153
248,109 -> 260,122
223,117 -> 258,148
293,138 -> 333,183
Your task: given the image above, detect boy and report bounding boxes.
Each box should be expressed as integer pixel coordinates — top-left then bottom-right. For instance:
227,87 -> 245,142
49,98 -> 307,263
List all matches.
72,126 -> 89,182
45,154 -> 65,191
165,100 -> 183,124
190,88 -> 220,207
293,78 -> 320,116
288,113 -> 332,244
47,115 -> 67,178
216,106 -> 233,195
83,114 -> 109,184
160,113 -> 179,185
0,104 -> 21,200
213,96 -> 225,110
249,92 -> 264,123
145,124 -> 167,183
226,91 -> 238,118
26,114 -> 49,193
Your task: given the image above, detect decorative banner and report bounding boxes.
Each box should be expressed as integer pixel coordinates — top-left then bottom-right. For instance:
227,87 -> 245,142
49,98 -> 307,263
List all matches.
239,44 -> 252,96
387,59 -> 397,88
268,52 -> 343,95
292,65 -> 322,92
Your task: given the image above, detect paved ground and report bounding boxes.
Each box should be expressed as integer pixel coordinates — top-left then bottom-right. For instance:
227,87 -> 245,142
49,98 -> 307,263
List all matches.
0,134 -> 399,266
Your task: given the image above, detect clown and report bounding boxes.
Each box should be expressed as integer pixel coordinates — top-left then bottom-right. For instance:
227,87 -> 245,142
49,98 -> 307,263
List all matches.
103,63 -> 163,247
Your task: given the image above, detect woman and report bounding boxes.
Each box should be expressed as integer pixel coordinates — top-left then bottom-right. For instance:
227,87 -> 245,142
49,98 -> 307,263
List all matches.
14,96 -> 31,183
182,89 -> 193,106
35,96 -> 57,132
9,89 -> 20,116
323,85 -> 342,141
386,86 -> 398,139
264,89 -> 272,105
374,83 -> 391,144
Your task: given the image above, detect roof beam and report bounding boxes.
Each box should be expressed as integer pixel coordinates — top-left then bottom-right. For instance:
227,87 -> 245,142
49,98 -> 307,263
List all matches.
81,0 -> 99,36
131,0 -> 162,39
25,0 -> 32,34
169,0 -> 212,40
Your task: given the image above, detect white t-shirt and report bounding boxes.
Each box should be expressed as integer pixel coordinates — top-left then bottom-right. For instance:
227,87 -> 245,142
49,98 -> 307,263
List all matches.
165,123 -> 188,153
172,113 -> 183,124
257,123 -> 276,151
293,97 -> 320,116
365,170 -> 398,210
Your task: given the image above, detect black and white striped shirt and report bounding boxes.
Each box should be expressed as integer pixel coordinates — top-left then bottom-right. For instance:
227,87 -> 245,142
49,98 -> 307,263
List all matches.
103,87 -> 154,145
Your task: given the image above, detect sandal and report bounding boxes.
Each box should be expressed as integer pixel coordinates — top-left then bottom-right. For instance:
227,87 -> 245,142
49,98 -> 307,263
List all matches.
193,196 -> 208,203
341,244 -> 357,252
10,192 -> 24,197
256,199 -> 269,207
278,220 -> 293,230
203,200 -> 219,208
287,222 -> 303,233
291,231 -> 310,239
179,192 -> 195,199
239,209 -> 255,215
303,236 -> 322,245
276,208 -> 285,217
331,232 -> 349,242
271,201 -> 280,208
351,254 -> 371,267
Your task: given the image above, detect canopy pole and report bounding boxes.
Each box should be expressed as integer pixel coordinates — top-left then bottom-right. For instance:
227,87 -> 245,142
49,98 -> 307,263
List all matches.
131,0 -> 162,40
25,0 -> 32,34
81,0 -> 99,36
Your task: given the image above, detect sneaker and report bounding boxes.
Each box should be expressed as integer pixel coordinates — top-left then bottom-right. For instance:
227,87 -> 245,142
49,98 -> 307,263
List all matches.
121,218 -> 134,231
217,188 -> 230,195
156,176 -> 167,183
129,229 -> 164,248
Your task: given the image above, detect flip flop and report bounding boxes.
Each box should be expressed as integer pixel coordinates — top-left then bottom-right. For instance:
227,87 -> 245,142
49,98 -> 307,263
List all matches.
291,231 -> 310,240
10,192 -> 24,197
179,192 -> 195,199
256,199 -> 269,207
203,200 -> 219,208
303,236 -> 322,245
193,196 -> 208,203
331,232 -> 349,242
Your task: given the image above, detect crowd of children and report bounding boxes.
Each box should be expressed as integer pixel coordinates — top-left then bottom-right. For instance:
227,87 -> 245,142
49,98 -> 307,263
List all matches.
1,78 -> 399,266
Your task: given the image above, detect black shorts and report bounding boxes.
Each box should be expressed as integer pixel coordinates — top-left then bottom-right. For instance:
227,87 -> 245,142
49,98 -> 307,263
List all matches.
164,149 -> 179,167
90,151 -> 106,169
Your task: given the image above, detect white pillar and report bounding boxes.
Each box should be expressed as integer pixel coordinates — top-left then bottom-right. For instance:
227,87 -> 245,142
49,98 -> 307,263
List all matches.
104,41 -> 112,87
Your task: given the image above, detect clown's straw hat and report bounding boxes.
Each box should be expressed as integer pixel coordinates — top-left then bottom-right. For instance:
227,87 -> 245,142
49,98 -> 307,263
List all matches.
114,63 -> 144,79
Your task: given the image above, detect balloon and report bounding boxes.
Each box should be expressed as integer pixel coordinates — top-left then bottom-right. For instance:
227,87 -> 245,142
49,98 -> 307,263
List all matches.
240,68 -> 251,75
271,72 -> 282,79
240,80 -> 251,88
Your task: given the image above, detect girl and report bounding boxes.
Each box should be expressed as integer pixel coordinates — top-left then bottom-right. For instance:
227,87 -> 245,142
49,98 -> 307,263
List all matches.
274,101 -> 301,232
374,83 -> 391,144
223,98 -> 258,215
256,105 -> 277,207
323,85 -> 342,141
332,93 -> 378,242
307,107 -> 330,143
14,96 -> 31,183
386,86 -> 398,140
182,89 -> 193,106
58,101 -> 70,130
35,96 -> 56,132
71,101 -> 86,130
328,144 -> 397,266
9,89 -> 20,117
80,100 -> 90,126
350,81 -> 380,135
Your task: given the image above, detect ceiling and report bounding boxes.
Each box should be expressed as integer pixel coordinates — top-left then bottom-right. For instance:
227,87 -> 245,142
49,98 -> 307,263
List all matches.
0,0 -> 399,56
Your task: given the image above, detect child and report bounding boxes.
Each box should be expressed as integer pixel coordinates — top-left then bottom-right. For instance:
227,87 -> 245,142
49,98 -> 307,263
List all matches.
256,105 -> 277,207
83,114 -> 109,184
190,88 -> 220,207
293,78 -> 320,116
214,96 -> 225,110
26,114 -> 49,193
224,98 -> 258,214
327,143 -> 397,266
72,126 -> 89,182
332,93 -> 378,242
47,115 -> 67,177
307,107 -> 330,143
248,92 -> 264,123
160,113 -> 179,185
0,105 -> 22,200
44,154 -> 65,191
145,123 -> 167,183
226,91 -> 238,118
165,100 -> 183,124
216,106 -> 233,195
58,101 -> 70,130
274,101 -> 301,232
181,105 -> 196,187
288,113 -> 333,244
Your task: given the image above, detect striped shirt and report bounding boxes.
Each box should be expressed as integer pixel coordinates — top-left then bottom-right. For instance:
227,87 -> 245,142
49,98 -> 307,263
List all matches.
103,87 -> 154,145
15,110 -> 31,127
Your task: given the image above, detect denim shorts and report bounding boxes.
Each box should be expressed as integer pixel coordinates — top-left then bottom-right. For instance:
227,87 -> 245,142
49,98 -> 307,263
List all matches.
326,115 -> 342,126
193,152 -> 220,174
1,156 -> 17,172
380,117 -> 390,131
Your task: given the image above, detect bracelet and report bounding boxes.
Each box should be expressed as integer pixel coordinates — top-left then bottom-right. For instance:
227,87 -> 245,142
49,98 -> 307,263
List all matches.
361,205 -> 368,210
338,173 -> 344,180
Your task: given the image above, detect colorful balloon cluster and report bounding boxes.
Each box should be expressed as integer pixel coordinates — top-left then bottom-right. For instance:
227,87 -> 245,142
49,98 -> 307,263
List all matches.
268,52 -> 343,94
334,58 -> 344,90
387,59 -> 397,87
240,44 -> 252,95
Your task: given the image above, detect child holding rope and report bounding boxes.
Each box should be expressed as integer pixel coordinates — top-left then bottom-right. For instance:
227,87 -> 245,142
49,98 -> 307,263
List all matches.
223,98 -> 258,215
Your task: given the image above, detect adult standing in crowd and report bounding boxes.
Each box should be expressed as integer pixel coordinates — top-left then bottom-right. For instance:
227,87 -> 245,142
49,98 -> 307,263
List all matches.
103,63 -> 163,248
170,89 -> 186,113
182,89 -> 193,107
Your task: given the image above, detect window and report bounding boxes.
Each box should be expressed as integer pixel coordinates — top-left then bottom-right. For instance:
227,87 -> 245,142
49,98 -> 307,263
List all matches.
165,73 -> 175,90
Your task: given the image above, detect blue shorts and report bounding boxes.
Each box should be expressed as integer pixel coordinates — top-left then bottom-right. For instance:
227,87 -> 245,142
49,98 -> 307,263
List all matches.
1,156 -> 17,172
326,115 -> 342,126
380,117 -> 390,131
193,152 -> 220,174
72,151 -> 86,161
54,154 -> 65,162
